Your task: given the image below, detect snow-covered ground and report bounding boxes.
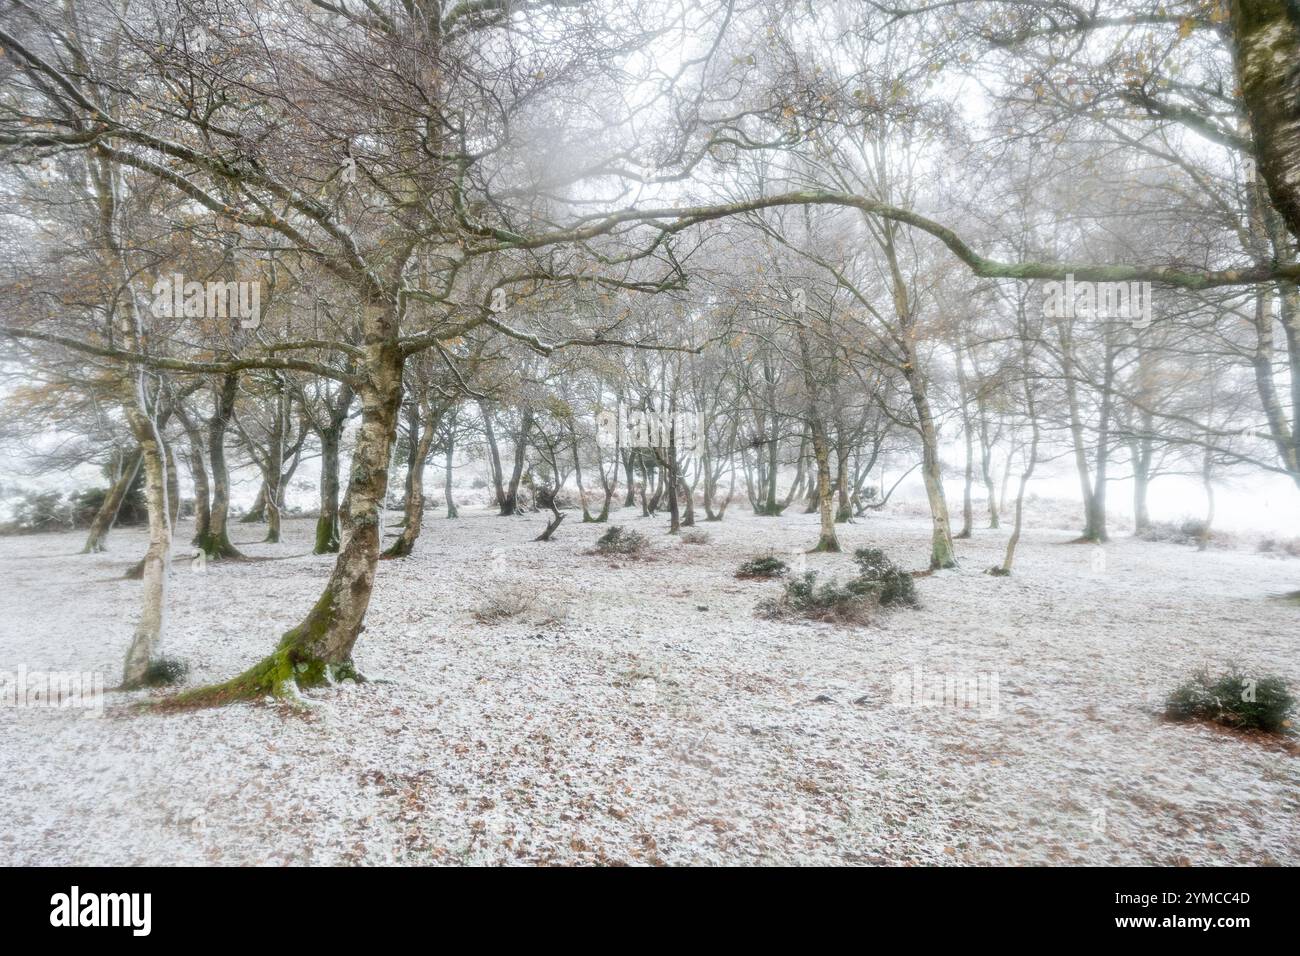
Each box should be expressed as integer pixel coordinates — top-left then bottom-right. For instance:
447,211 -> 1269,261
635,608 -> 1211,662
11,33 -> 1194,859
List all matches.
1,506 -> 1297,865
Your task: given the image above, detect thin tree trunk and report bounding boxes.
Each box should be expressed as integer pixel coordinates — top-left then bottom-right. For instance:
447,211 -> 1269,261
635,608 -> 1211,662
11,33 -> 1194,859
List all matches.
809,419 -> 840,552
81,446 -> 141,553
316,428 -> 343,553
444,430 -> 459,519
199,373 -> 243,560
121,402 -> 171,688
481,402 -> 506,508
383,403 -> 437,558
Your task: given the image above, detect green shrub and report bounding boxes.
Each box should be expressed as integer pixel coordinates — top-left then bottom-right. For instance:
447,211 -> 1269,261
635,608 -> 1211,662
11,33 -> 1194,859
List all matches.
594,525 -> 649,556
736,555 -> 789,579
141,657 -> 190,687
1166,667 -> 1295,734
761,571 -> 873,625
850,548 -> 919,608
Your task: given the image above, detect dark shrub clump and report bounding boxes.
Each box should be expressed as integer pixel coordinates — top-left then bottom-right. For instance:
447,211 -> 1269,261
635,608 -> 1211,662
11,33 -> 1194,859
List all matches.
736,555 -> 789,579
759,547 -> 920,625
849,548 -> 919,608
594,525 -> 649,557
761,571 -> 873,625
141,657 -> 190,687
1166,667 -> 1295,734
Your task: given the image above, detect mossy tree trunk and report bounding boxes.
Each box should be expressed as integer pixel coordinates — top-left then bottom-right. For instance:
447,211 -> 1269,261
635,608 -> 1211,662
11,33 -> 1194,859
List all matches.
998,298 -> 1043,576
174,324 -> 404,706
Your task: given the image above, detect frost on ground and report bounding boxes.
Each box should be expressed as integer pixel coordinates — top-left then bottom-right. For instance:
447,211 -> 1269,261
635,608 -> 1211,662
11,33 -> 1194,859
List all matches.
0,506 -> 1297,866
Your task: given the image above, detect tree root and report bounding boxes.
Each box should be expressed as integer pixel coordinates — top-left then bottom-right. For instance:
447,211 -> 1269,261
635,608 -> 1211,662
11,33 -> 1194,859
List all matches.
149,591 -> 359,710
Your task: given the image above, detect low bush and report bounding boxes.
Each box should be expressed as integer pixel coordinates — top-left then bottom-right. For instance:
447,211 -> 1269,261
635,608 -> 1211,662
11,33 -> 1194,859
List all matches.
758,547 -> 919,624
761,571 -> 873,625
736,555 -> 789,579
679,529 -> 711,545
1257,536 -> 1300,557
1166,667 -> 1295,734
594,525 -> 649,557
141,657 -> 190,687
849,548 -> 919,608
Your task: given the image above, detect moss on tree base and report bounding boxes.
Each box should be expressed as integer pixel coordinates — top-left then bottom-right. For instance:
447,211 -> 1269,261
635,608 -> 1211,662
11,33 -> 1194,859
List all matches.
313,516 -> 340,554
153,590 -> 360,710
194,530 -> 244,561
380,537 -> 414,559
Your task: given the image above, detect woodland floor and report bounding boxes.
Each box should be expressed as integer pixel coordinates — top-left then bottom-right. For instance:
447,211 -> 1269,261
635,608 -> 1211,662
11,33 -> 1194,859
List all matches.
1,503 -> 1297,865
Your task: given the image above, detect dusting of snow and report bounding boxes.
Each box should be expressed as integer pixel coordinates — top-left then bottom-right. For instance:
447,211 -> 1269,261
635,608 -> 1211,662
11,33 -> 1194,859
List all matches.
0,506 -> 1296,865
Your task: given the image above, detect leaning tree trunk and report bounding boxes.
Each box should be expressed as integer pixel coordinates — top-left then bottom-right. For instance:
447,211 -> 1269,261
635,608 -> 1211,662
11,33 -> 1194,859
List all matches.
998,380 -> 1041,576
174,330 -> 405,706
81,446 -> 141,554
905,362 -> 957,570
383,404 -> 437,558
481,403 -> 506,508
500,409 -> 532,515
241,481 -> 268,524
717,464 -> 735,520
